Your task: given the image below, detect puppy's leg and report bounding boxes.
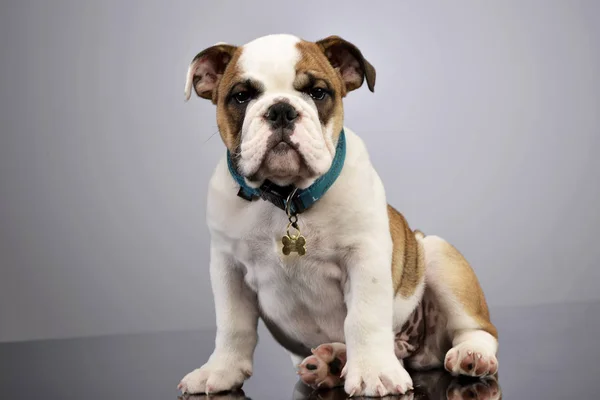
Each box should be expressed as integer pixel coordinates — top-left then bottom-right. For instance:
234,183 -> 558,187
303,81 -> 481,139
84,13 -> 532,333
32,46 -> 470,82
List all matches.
341,234 -> 414,397
178,246 -> 259,394
422,235 -> 499,377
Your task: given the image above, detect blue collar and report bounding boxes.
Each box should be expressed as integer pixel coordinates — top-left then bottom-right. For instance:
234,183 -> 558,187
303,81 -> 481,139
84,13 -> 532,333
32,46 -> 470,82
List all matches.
226,130 -> 346,215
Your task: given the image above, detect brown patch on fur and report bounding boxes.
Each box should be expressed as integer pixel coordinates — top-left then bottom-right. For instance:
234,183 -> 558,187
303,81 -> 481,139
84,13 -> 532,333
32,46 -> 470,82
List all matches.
428,239 -> 498,338
295,40 -> 346,142
387,205 -> 425,297
185,43 -> 246,153
214,48 -> 246,152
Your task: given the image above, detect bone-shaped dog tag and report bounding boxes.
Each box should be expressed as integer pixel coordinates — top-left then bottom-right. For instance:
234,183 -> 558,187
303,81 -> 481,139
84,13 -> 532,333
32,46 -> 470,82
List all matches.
282,192 -> 306,256
282,234 -> 306,256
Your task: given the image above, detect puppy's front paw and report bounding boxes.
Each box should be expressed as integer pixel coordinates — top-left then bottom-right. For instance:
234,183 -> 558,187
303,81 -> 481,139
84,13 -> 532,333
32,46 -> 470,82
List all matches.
178,357 -> 252,395
343,354 -> 413,397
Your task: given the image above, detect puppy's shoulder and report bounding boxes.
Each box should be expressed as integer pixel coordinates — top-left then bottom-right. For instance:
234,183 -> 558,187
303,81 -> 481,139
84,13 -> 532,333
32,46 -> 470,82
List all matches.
207,154 -> 233,195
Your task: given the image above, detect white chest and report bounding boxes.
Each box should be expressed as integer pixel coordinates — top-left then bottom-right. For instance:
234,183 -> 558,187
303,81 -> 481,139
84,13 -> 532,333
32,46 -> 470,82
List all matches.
214,201 -> 349,352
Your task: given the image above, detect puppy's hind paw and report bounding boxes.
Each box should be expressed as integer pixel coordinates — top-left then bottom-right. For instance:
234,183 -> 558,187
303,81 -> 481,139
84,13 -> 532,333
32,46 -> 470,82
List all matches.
297,343 -> 347,390
445,341 -> 498,377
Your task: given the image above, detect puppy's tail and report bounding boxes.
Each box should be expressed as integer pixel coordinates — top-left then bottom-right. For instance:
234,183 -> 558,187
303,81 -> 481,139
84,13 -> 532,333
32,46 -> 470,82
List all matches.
414,229 -> 426,239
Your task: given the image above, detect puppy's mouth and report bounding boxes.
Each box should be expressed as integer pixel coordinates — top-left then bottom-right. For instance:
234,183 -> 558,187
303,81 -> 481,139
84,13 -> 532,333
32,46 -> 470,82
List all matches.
271,141 -> 294,154
248,134 -> 313,185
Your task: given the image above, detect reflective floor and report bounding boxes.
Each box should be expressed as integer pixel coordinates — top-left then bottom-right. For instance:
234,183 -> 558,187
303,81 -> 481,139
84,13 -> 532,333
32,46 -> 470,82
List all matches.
1,302 -> 598,399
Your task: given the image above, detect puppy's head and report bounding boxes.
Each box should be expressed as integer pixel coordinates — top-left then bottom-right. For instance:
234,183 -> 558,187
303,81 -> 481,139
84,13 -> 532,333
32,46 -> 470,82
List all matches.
184,34 -> 375,188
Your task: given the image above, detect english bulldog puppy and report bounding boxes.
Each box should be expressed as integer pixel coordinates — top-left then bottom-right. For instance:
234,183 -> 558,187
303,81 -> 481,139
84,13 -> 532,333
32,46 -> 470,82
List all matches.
178,34 -> 498,398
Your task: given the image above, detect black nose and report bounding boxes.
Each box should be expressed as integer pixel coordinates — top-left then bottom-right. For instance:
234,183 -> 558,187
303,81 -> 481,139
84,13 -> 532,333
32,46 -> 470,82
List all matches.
266,102 -> 298,128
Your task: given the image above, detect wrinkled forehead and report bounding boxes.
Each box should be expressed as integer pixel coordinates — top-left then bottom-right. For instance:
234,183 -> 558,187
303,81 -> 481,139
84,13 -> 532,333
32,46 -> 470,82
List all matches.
237,34 -> 302,92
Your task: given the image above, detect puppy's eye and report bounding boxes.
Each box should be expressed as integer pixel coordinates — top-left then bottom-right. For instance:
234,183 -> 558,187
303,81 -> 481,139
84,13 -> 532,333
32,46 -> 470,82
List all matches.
309,87 -> 327,101
233,91 -> 252,104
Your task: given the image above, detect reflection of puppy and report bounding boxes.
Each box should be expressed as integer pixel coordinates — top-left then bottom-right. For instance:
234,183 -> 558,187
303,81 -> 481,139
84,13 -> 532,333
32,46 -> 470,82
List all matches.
179,389 -> 251,400
413,371 -> 501,400
179,33 -> 498,398
445,376 -> 501,400
292,370 -> 502,400
292,380 -> 364,400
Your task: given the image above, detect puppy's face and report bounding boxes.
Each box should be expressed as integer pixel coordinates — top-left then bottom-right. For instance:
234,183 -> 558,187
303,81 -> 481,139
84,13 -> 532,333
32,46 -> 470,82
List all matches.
185,34 -> 375,188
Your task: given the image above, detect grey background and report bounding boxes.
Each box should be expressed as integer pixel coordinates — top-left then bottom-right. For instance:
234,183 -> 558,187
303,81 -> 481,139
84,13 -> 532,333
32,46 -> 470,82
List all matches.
1,0 -> 598,343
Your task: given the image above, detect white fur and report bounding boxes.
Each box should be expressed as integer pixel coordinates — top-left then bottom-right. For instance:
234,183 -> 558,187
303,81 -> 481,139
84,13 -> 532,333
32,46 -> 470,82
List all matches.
238,34 -> 302,92
393,280 -> 426,332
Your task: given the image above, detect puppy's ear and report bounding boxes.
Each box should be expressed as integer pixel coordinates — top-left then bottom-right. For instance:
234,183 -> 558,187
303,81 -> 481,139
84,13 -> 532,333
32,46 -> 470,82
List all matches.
316,36 -> 376,94
184,42 -> 237,103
